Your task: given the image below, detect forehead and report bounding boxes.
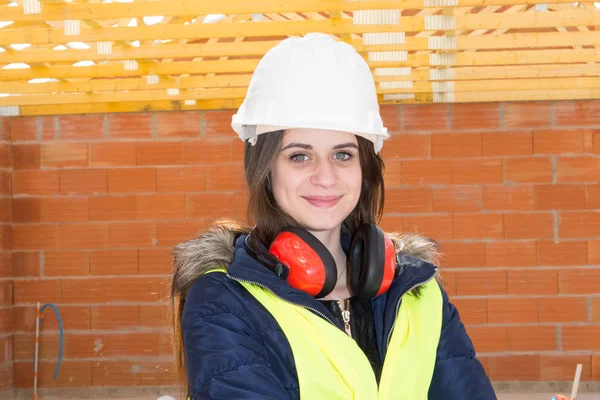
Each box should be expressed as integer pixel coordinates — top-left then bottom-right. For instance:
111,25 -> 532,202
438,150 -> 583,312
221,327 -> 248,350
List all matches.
281,128 -> 358,147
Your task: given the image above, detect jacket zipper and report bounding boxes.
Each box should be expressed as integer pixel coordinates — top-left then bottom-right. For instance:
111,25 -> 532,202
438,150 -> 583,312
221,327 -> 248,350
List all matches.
337,299 -> 352,338
385,274 -> 437,352
226,273 -> 339,329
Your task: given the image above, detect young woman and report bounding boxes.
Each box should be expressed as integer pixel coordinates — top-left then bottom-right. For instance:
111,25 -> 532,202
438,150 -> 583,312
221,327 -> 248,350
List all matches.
171,33 -> 496,399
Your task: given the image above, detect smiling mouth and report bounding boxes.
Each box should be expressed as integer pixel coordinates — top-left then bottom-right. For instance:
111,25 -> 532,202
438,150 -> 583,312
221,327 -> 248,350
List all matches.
301,196 -> 342,208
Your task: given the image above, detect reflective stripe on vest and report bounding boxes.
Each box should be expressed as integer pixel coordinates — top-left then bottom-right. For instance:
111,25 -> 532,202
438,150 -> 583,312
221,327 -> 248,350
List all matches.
237,276 -> 443,400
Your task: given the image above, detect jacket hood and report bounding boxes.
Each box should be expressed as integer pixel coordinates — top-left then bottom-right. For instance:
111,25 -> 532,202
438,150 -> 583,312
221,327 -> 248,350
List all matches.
171,220 -> 441,300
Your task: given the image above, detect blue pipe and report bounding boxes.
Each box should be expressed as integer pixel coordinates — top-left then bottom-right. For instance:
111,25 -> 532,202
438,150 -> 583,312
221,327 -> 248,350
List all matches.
39,303 -> 63,381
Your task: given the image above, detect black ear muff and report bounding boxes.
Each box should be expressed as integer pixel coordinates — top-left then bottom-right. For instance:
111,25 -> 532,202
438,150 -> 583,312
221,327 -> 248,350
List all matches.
347,224 -> 385,299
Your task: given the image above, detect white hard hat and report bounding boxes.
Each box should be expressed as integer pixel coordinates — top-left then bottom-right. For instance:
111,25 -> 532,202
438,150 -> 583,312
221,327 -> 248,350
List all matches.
231,33 -> 389,153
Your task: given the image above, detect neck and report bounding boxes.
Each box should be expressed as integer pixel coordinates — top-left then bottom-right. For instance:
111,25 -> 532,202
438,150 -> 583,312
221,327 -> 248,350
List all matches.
309,226 -> 351,301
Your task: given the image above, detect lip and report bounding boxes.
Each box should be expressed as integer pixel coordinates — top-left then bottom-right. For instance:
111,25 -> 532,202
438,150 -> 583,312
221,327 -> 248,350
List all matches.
302,195 -> 342,208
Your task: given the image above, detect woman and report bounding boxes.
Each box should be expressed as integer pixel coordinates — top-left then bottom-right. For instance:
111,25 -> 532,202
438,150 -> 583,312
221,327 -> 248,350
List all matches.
171,33 -> 496,399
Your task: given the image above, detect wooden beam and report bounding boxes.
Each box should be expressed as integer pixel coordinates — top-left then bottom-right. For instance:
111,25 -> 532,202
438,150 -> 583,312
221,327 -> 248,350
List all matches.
1,0 -> 589,22
1,10 -> 599,45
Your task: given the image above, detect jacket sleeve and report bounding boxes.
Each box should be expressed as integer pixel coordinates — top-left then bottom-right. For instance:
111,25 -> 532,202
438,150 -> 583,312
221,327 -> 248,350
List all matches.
428,284 -> 497,400
182,283 -> 291,399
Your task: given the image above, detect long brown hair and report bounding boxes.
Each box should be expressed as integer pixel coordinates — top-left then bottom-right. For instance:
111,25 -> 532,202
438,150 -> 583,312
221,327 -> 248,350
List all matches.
171,129 -> 386,395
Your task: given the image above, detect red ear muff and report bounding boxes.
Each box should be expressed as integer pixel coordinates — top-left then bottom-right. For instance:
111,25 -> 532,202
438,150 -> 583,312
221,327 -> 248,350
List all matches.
269,227 -> 337,298
347,224 -> 396,299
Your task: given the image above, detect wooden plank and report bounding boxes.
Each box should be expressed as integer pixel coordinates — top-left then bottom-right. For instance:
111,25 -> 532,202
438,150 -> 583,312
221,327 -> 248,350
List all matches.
3,30 -> 600,64
1,10 -> 599,45
1,0 -> 586,22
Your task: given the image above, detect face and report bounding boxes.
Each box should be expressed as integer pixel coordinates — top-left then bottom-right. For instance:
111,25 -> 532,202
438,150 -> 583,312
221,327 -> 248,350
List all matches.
270,128 -> 362,233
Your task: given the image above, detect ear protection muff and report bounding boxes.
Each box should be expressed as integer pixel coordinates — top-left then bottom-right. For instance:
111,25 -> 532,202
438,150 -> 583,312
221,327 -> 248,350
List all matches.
268,224 -> 397,299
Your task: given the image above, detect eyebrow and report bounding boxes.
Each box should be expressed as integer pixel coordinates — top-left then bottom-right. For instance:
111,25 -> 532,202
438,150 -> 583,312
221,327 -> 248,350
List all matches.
280,142 -> 359,151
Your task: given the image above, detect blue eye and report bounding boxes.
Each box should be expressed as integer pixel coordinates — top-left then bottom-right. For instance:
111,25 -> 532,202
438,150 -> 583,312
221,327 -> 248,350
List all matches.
334,152 -> 352,161
289,153 -> 309,163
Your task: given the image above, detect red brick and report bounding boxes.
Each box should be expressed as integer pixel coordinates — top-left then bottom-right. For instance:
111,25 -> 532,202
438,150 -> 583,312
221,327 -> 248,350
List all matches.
432,186 -> 482,212
483,184 -> 534,211
452,103 -> 500,130
59,223 -> 109,250
140,303 -> 170,327
488,297 -> 538,324
592,297 -> 600,323
14,304 -> 90,332
559,211 -> 600,238
157,111 -> 201,138
156,220 -> 209,247
504,212 -> 554,239
0,116 -> 10,141
0,280 -> 12,307
452,159 -> 503,184
401,160 -> 452,185
482,130 -> 533,157
534,184 -> 586,210
380,134 -> 431,159
12,224 -> 59,250
401,104 -> 448,132
385,187 -> 434,213
467,326 -> 507,353
0,336 -> 12,363
507,326 -> 556,351
595,134 -> 600,153
62,278 -> 110,303
439,242 -> 485,268
58,115 -> 103,139
0,308 -> 12,334
108,222 -> 156,248
12,143 -> 40,169
184,139 -> 234,164
450,298 -> 487,325
431,133 -> 482,158
594,355 -> 600,381
59,169 -> 107,195
486,355 -> 540,381
41,196 -> 89,222
454,213 -> 503,240
584,129 -> 598,153
0,198 -> 9,223
90,249 -> 138,275
139,248 -> 172,274
541,355 -> 593,381
504,157 -> 553,183
90,142 -> 137,167
378,105 -> 400,134
559,268 -> 600,294
136,141 -> 184,166
557,156 -> 600,183
505,102 -> 552,129
41,142 -> 88,168
539,297 -> 589,323
108,168 -> 156,193
0,170 -> 10,196
0,224 -> 10,251
13,170 -> 59,195
508,269 -> 558,295
562,326 -> 600,351
402,214 -> 453,241
590,240 -> 600,264
12,252 -> 40,277
203,110 -> 235,137
382,160 -> 402,187
91,305 -> 139,330
206,164 -> 245,191
14,361 -> 92,388
0,143 -> 9,169
107,113 -> 152,139
91,360 -> 176,386
0,251 -> 10,278
587,184 -> 600,209
13,279 -> 62,304
555,99 -> 600,126
455,270 -> 507,296
379,215 -> 403,233
10,116 -> 53,142
137,194 -> 186,220
485,241 -> 537,267
536,240 -> 588,266
12,197 -> 41,223
89,195 -> 138,221
44,251 -> 89,276
534,129 -> 585,154
156,166 -> 206,192
109,276 -> 169,302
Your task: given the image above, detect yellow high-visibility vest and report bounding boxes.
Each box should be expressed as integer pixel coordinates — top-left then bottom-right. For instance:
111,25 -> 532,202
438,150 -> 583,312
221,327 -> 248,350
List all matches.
207,269 -> 443,399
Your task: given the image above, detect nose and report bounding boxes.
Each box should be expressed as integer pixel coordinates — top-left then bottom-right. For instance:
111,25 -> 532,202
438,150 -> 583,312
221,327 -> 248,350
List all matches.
310,158 -> 337,188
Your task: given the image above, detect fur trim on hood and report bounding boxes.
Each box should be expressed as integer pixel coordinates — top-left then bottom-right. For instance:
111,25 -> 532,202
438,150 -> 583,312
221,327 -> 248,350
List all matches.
171,220 -> 441,300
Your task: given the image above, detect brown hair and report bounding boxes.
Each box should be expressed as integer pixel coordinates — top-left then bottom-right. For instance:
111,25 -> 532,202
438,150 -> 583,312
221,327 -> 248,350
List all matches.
171,130 -> 386,395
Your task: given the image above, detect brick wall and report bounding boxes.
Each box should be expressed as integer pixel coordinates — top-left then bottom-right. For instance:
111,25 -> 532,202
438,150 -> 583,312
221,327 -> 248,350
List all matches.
4,100 -> 600,391
0,117 -> 12,391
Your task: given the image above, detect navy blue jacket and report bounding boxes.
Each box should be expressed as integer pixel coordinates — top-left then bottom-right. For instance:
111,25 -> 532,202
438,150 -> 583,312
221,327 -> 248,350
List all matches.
181,234 -> 497,399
